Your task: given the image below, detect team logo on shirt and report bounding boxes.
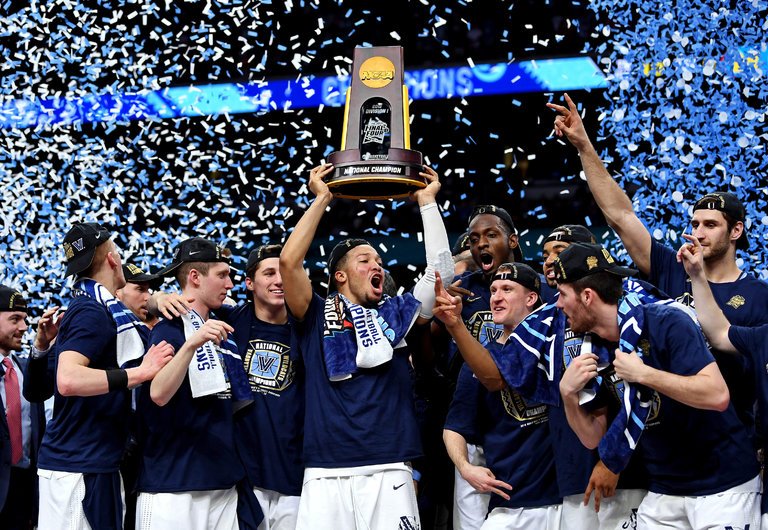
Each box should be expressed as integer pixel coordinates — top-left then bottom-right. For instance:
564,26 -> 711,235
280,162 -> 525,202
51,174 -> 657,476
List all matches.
676,292 -> 695,308
726,295 -> 745,309
465,310 -> 504,346
244,340 -> 294,394
500,388 -> 548,426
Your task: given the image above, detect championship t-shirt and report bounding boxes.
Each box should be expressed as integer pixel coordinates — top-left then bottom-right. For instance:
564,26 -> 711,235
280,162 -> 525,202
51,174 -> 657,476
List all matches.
136,316 -> 244,492
38,296 -> 130,473
729,324 -> 768,513
650,241 -> 768,432
227,303 -> 304,496
292,293 -> 421,468
446,354 -> 560,511
605,303 -> 758,495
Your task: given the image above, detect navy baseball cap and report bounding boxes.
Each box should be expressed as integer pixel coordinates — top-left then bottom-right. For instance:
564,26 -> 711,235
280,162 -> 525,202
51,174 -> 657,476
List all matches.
468,205 -> 524,262
544,225 -> 596,245
693,192 -> 749,250
122,263 -> 163,290
246,244 -> 282,276
327,238 -> 371,291
156,237 -> 231,277
492,262 -> 541,294
0,285 -> 27,312
63,222 -> 112,277
553,243 -> 637,284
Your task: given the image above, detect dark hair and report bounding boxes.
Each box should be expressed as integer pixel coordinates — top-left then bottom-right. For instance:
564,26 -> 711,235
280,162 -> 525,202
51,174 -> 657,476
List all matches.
570,271 -> 623,305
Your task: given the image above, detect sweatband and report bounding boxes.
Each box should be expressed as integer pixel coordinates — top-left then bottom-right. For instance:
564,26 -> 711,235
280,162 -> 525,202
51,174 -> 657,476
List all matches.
106,369 -> 129,392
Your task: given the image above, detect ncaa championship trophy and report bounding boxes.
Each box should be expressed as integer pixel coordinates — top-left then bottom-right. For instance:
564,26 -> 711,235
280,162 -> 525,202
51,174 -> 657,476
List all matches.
327,46 -> 426,199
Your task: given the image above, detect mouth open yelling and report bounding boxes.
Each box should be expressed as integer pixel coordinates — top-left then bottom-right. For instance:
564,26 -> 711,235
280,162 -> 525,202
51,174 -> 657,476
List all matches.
479,252 -> 494,272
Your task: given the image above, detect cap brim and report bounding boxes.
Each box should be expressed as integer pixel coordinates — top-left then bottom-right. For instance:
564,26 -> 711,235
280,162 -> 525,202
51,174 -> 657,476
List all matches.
154,261 -> 183,278
606,266 -> 638,278
65,250 -> 96,277
127,273 -> 164,290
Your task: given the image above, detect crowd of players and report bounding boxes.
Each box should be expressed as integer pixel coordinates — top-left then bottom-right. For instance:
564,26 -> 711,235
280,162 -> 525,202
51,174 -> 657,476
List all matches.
1,95 -> 767,530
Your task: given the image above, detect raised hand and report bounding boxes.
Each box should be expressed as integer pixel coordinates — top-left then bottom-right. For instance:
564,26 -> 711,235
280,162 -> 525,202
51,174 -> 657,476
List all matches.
308,163 -> 334,198
677,233 -> 704,278
546,93 -> 592,152
411,165 -> 440,205
433,271 -> 463,329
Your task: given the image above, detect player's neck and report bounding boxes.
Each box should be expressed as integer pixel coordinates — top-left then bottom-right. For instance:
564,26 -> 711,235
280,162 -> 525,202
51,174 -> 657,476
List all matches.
88,273 -> 118,295
184,291 -> 211,320
254,303 -> 288,325
591,304 -> 621,343
703,252 -> 742,283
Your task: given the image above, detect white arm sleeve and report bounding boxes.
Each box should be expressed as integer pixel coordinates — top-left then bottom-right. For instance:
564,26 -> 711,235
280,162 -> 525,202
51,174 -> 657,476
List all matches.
412,202 -> 455,319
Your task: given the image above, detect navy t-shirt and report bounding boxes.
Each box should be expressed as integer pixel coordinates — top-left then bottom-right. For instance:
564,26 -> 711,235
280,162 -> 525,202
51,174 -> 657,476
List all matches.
136,316 -> 244,492
291,293 -> 421,468
606,303 -> 758,495
650,241 -> 768,431
445,352 -> 560,511
37,296 -> 130,473
729,324 -> 768,513
226,303 -> 304,496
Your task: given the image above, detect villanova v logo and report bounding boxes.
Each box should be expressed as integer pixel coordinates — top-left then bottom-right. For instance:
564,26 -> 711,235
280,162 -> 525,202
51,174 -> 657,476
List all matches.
257,355 -> 277,374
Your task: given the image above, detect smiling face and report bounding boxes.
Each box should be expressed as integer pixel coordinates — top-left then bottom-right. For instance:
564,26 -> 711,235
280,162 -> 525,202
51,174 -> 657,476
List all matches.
335,245 -> 384,307
246,257 -> 284,312
691,209 -> 740,262
542,240 -> 571,288
468,214 -> 517,275
0,311 -> 28,354
490,279 -> 537,329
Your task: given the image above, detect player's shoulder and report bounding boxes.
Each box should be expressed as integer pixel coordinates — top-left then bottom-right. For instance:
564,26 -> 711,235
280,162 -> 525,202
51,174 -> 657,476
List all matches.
61,296 -> 111,325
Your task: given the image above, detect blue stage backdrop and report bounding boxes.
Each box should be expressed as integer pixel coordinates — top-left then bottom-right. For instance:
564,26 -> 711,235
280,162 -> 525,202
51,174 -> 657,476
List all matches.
587,0 -> 767,276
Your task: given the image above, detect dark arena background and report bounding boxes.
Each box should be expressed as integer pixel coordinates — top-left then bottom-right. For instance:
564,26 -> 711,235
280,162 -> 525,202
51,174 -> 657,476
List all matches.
1,0 -> 766,310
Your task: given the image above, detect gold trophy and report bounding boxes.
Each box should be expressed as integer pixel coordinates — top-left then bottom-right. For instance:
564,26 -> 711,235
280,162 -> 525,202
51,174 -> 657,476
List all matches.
327,46 -> 426,199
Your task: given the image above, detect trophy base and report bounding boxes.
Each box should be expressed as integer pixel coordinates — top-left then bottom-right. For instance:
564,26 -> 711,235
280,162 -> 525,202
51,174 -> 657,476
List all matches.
327,148 -> 425,200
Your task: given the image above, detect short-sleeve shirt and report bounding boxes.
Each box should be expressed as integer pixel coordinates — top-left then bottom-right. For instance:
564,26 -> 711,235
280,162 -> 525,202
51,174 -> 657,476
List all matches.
650,241 -> 768,431
136,316 -> 244,492
37,296 -> 129,473
729,324 -> 768,513
291,293 -> 421,468
603,303 -> 758,495
226,303 -> 304,496
445,351 -> 560,511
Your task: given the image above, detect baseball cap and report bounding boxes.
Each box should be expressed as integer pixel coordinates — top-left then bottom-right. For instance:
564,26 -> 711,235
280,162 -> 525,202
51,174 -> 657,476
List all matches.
452,232 -> 471,257
63,222 -> 112,277
0,285 -> 27,312
246,244 -> 283,276
552,243 -> 637,284
543,225 -> 596,245
468,204 -> 524,262
492,263 -> 541,294
122,263 -> 163,290
693,192 -> 749,250
156,237 -> 231,277
327,238 -> 371,291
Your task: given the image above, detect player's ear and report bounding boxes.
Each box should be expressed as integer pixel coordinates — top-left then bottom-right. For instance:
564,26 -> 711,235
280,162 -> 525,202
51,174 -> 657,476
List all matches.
334,270 -> 347,286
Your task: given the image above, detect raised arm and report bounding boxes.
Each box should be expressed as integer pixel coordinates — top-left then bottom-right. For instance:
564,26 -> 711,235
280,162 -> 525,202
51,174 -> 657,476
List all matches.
280,163 -> 334,321
548,94 -> 652,275
411,167 -> 455,325
432,274 -> 505,391
677,234 -> 737,353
